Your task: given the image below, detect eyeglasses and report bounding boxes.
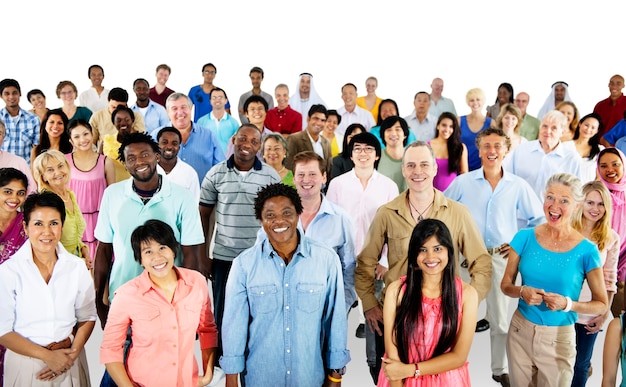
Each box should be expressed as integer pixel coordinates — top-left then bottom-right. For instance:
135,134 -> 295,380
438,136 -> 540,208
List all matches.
352,147 -> 376,154
203,70 -> 216,75
211,96 -> 225,100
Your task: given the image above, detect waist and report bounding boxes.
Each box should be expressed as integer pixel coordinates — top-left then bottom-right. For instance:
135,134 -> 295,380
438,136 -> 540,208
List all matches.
42,336 -> 72,351
486,244 -> 505,255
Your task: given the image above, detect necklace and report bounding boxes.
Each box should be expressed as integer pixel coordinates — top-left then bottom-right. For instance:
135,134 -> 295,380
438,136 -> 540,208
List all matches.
278,166 -> 286,175
408,199 -> 434,222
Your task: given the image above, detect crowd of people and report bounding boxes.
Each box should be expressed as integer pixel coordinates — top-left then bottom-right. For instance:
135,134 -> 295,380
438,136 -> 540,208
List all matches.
0,65 -> 626,387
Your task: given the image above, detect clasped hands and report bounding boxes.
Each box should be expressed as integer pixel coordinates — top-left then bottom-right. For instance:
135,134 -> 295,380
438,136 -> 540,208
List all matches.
37,348 -> 77,381
521,286 -> 568,311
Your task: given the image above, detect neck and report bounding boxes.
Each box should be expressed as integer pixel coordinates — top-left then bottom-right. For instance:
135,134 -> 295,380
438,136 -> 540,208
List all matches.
416,112 -> 427,121
159,158 -> 177,173
345,104 -> 355,113
300,92 -> 310,99
234,158 -> 255,172
548,223 -> 573,239
213,109 -> 225,119
133,174 -> 159,191
409,187 -> 435,204
307,129 -> 319,142
354,165 -> 374,183
539,140 -> 559,153
252,87 -> 261,94
5,106 -> 19,116
270,238 -> 298,265
483,165 -> 503,180
149,270 -> 178,290
136,99 -> 149,108
0,208 -> 17,224
301,194 -> 322,214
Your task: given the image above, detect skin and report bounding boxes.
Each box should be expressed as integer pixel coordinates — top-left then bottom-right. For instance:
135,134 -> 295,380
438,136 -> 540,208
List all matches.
601,316 -> 622,386
106,99 -> 126,115
430,78 -> 444,99
414,93 -> 430,121
341,84 -> 357,111
501,113 -> 518,134
430,118 -> 468,174
262,137 -> 286,172
299,75 -> 311,98
275,86 -> 289,110
323,115 -> 339,139
554,84 -> 566,103
155,68 -> 170,87
0,207 -> 95,381
538,116 -> 564,153
210,89 -> 227,119
379,102 -> 397,122
598,152 -> 624,184
89,67 -> 104,91
2,86 -> 21,116
514,92 -> 530,116
293,159 -> 326,202
350,142 -> 379,173
113,110 -> 135,142
167,97 -> 193,134
608,75 -> 624,101
245,102 -> 267,131
157,131 -> 181,173
0,179 -> 27,232
383,123 -> 406,150
380,236 -> 478,385
133,80 -> 150,108
497,86 -> 512,105
30,113 -> 65,165
69,125 -> 115,186
306,112 -> 326,141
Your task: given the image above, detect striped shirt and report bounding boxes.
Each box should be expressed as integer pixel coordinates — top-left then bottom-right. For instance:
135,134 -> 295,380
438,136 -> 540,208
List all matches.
200,156 -> 280,261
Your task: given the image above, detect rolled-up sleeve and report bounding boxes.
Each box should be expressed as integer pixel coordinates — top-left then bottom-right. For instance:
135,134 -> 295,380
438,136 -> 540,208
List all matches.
100,292 -> 131,364
197,280 -> 218,349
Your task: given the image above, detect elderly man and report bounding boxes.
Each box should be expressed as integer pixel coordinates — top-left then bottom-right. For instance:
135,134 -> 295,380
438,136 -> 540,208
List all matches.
265,83 -> 302,136
514,92 -> 541,141
355,141 -> 492,381
445,128 -> 545,387
428,77 -> 457,118
220,183 -> 350,386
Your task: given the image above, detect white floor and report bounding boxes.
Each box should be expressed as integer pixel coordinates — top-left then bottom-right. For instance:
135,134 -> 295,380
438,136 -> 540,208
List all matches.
84,281 -> 615,387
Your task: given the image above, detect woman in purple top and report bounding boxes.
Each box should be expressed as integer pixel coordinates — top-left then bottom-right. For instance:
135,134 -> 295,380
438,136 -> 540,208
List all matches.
429,112 -> 468,191
0,167 -> 29,385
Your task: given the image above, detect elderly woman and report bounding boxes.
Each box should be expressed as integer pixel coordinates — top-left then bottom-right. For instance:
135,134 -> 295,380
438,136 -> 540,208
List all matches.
501,173 -> 608,386
101,220 -> 218,386
262,133 -> 294,187
0,191 -> 96,386
33,150 -> 90,269
504,110 -> 581,199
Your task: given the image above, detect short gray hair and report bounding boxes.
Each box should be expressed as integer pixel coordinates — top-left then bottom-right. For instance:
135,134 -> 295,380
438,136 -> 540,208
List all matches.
402,141 -> 435,165
545,173 -> 583,202
165,93 -> 192,110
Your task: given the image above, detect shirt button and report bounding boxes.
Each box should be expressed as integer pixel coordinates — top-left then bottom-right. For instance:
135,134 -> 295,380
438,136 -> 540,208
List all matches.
285,306 -> 289,310
172,363 -> 176,366
285,283 -> 289,287
287,370 -> 291,375
260,291 -> 264,295
287,349 -> 290,353
286,327 -> 290,331
173,326 -> 177,330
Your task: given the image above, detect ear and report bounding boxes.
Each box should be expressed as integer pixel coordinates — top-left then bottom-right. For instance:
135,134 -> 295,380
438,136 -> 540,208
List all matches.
22,221 -> 28,236
321,171 -> 327,185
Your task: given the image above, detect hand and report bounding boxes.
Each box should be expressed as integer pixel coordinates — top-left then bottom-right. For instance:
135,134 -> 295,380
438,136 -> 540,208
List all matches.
364,306 -> 383,336
585,312 -> 611,334
375,264 -> 388,280
38,348 -> 76,379
206,257 -> 214,281
520,286 -> 545,306
542,292 -> 567,311
381,357 -> 412,381
499,244 -> 511,259
322,377 -> 341,387
197,368 -> 214,387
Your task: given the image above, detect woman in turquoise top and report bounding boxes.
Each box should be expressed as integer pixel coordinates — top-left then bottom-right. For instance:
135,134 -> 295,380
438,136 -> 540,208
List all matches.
501,173 -> 608,386
262,133 -> 294,187
602,314 -> 626,386
370,99 -> 416,150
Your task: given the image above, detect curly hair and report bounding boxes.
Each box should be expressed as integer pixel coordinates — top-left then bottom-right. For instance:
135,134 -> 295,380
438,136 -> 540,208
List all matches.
254,183 -> 303,220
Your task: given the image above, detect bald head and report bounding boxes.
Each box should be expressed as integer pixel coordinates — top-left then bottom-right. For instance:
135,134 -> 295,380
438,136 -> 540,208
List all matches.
431,78 -> 444,97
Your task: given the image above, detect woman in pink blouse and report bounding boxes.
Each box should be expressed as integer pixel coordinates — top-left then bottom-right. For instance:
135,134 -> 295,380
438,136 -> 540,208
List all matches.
100,219 -> 218,387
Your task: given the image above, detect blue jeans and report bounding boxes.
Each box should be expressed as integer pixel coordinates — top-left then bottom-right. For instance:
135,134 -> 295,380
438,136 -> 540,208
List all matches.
212,259 -> 233,356
571,323 -> 599,386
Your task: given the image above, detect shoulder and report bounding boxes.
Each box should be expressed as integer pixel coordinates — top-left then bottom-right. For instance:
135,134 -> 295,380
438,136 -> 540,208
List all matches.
461,280 -> 478,304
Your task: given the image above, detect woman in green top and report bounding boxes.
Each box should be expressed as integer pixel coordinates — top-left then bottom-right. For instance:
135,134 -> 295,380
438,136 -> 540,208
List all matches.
262,133 -> 294,187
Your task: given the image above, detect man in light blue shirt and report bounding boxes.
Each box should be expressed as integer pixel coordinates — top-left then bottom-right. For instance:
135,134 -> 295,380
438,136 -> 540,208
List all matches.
445,127 -> 545,386
130,78 -> 169,133
220,183 -> 350,386
197,87 -> 240,154
404,91 -> 437,142
428,77 -> 457,118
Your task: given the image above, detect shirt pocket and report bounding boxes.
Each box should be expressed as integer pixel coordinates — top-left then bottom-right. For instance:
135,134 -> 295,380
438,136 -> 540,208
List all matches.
130,308 -> 161,347
249,285 -> 278,314
296,283 -> 324,313
387,229 -> 410,263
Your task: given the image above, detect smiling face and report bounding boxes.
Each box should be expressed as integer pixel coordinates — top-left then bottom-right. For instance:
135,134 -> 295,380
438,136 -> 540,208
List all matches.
59,85 -> 76,104
514,92 -> 529,114
416,235 -> 449,275
558,104 -> 575,125
275,86 -> 289,110
24,206 -> 63,256
123,142 -> 159,183
554,84 -> 566,102
501,113 -> 519,133
250,71 -> 263,89
324,115 -> 339,136
158,131 -> 180,161
113,110 -> 134,136
42,158 -> 69,190
0,179 -> 27,215
293,159 -> 326,200
69,125 -> 94,152
341,85 -> 357,108
468,96 -> 483,112
306,112 -> 326,136
402,145 -> 437,193
245,102 -> 267,128
383,122 -> 406,148
379,101 -> 397,121
45,114 -> 65,139
210,89 -> 226,110
156,68 -> 170,86
202,65 -> 216,83
261,195 -> 299,247
2,86 -> 21,110
582,189 -> 606,224
497,86 -> 511,105
365,78 -> 377,94
140,239 -> 175,280
436,117 -> 455,140
350,142 -> 379,169
232,126 -> 262,166
578,117 -> 599,140
598,152 -> 624,184
609,75 -> 625,99
133,80 -> 150,103
544,183 -> 578,227
262,137 -> 286,167
167,97 -> 193,131
539,117 -> 564,150
89,67 -> 104,88
29,93 -> 46,109
478,133 -> 508,169
299,75 -> 311,96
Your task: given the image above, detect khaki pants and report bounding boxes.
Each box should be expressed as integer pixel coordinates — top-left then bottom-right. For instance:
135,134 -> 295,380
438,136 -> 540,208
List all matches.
506,310 -> 575,387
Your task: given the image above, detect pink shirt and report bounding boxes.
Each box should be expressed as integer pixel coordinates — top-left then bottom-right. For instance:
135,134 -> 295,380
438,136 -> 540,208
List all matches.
100,267 -> 217,387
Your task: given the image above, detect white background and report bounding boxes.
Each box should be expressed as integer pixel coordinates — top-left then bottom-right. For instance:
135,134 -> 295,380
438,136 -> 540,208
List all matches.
3,1 -> 625,119
6,0 -> 624,385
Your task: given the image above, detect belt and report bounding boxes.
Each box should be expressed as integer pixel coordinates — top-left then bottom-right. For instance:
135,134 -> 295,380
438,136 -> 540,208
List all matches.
486,244 -> 504,255
43,337 -> 72,351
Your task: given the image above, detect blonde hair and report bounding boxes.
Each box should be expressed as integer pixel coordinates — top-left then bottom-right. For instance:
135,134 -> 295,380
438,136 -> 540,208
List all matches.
33,149 -> 71,192
571,181 -> 613,251
555,101 -> 580,134
465,88 -> 485,105
494,103 -> 523,134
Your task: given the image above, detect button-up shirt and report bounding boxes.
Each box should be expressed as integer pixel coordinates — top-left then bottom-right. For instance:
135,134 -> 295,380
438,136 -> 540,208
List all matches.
131,100 -> 169,133
336,105 -> 376,137
101,267 -> 217,387
220,236 -> 350,386
0,108 -> 39,164
404,112 -> 437,142
444,167 -> 545,248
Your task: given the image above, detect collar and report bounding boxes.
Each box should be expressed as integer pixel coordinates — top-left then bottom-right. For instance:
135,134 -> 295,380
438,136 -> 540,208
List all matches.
260,231 -> 307,261
226,154 -> 263,170
123,173 -> 170,203
136,266 -> 191,295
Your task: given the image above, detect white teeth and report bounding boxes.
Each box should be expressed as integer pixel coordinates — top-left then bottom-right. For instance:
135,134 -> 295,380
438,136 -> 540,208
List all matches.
273,227 -> 288,233
153,262 -> 167,270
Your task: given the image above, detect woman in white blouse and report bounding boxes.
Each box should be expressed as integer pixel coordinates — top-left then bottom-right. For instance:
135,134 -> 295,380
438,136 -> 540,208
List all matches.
0,191 -> 96,386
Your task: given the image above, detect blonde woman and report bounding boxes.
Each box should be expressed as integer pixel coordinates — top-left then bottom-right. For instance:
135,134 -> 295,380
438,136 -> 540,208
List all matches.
33,150 -> 90,269
460,88 -> 492,171
570,181 -> 619,385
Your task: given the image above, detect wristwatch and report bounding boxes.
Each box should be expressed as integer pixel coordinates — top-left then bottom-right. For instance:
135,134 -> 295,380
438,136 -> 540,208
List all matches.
329,367 -> 346,376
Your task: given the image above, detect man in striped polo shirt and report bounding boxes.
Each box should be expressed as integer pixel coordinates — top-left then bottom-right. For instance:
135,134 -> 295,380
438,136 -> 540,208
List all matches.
199,123 -> 281,355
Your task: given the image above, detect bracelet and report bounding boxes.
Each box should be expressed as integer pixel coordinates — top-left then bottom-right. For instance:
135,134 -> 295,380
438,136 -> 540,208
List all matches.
519,285 -> 525,301
327,374 -> 342,383
414,363 -> 421,378
563,296 -> 573,312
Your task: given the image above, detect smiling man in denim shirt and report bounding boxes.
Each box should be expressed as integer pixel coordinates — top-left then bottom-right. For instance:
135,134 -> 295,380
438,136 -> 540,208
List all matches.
220,183 -> 350,386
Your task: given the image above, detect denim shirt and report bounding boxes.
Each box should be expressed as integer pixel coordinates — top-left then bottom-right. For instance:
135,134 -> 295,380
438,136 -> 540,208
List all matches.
220,236 -> 350,386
